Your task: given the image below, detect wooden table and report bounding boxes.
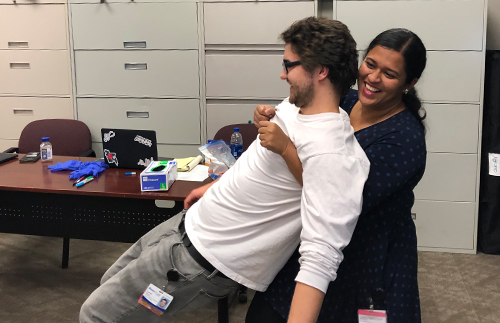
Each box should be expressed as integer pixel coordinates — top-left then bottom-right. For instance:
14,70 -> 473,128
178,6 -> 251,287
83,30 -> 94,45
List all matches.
0,155 -> 211,268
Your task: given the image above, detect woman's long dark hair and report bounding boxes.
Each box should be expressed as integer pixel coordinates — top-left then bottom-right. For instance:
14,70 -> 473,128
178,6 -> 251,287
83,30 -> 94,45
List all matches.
364,28 -> 427,129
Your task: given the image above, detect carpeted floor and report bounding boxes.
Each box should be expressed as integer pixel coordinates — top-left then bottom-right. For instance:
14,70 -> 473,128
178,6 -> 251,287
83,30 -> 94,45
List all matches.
0,233 -> 498,322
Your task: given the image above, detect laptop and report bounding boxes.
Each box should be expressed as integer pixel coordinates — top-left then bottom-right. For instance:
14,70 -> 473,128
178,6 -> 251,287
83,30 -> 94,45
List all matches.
0,153 -> 18,165
101,128 -> 158,169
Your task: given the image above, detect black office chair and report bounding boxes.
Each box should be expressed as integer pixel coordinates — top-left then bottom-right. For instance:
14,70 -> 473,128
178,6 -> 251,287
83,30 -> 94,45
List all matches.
3,119 -> 96,269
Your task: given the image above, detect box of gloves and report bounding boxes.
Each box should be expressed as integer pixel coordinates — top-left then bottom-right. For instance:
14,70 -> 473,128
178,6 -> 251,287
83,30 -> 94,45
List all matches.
140,160 -> 177,192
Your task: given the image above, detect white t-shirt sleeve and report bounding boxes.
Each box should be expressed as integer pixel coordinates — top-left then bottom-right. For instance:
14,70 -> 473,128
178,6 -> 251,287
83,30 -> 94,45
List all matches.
295,152 -> 368,293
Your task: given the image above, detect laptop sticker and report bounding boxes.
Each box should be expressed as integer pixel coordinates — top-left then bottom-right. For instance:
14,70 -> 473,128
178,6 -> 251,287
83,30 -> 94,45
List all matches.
138,157 -> 154,167
104,149 -> 119,166
134,135 -> 153,147
103,131 -> 116,142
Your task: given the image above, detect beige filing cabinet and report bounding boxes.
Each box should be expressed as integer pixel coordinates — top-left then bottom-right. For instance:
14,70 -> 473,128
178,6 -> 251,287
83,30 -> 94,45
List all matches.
1,0 -> 320,158
0,0 -> 73,151
69,0 -> 202,158
203,0 -> 317,139
335,0 -> 487,253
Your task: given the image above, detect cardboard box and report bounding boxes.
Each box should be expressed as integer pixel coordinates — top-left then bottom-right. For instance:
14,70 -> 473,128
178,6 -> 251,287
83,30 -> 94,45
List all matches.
140,161 -> 177,192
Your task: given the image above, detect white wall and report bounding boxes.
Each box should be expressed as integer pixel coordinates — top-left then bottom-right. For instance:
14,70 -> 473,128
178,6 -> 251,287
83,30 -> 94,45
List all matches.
487,0 -> 500,49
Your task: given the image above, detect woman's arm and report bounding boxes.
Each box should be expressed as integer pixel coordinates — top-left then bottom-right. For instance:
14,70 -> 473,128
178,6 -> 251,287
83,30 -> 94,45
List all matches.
281,141 -> 303,187
255,106 -> 304,186
258,120 -> 303,186
359,130 -> 426,214
253,105 -> 276,128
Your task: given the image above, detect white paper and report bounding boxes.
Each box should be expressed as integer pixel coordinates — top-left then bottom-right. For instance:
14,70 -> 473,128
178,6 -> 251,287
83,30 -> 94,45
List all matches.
176,165 -> 209,182
489,153 -> 500,176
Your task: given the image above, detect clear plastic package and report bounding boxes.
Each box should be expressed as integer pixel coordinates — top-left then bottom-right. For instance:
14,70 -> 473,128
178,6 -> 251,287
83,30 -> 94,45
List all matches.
199,140 -> 236,179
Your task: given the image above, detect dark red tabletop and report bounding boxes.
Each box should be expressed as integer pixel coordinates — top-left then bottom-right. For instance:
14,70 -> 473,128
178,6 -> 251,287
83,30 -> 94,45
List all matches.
0,155 -> 211,201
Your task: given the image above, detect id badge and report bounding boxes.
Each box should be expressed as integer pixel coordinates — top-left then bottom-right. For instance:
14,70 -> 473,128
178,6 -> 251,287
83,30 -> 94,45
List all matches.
358,309 -> 387,323
138,284 -> 174,316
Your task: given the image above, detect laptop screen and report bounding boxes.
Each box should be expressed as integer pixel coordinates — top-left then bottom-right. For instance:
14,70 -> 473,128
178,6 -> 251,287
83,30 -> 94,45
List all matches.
0,153 -> 18,165
101,128 -> 158,169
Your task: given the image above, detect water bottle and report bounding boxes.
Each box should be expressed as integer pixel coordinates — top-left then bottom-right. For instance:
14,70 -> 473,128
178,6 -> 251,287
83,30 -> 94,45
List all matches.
230,127 -> 243,159
40,137 -> 53,162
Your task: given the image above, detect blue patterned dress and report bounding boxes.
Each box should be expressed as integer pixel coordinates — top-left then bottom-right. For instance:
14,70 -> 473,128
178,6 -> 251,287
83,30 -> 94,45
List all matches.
259,89 -> 426,322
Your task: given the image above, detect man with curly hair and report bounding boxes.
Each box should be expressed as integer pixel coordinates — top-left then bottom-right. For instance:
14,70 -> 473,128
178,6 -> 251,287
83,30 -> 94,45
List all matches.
80,17 -> 369,323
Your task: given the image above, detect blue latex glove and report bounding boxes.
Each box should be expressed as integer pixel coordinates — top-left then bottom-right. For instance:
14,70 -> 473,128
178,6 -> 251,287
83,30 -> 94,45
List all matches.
69,161 -> 109,179
48,160 -> 82,171
47,160 -> 109,179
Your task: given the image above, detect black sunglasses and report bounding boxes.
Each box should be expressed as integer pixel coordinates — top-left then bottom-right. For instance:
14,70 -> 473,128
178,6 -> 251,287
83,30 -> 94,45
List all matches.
282,60 -> 301,74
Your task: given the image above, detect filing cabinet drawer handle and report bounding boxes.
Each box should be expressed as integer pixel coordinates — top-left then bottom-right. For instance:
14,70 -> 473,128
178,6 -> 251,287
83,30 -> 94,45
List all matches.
127,111 -> 149,118
13,109 -> 34,116
124,41 -> 146,49
124,63 -> 147,70
10,63 -> 30,69
8,41 -> 29,48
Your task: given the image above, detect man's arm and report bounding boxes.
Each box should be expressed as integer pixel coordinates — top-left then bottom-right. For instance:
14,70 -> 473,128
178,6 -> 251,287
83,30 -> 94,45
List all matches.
287,282 -> 325,323
292,153 -> 369,316
183,178 -> 218,209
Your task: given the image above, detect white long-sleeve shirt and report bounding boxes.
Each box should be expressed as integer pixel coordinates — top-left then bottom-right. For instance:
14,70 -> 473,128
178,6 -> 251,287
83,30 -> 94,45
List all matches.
185,98 -> 370,293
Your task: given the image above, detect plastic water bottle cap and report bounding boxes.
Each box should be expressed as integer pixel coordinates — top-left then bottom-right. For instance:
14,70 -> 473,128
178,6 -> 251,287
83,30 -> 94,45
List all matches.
234,127 -> 240,132
42,137 -> 50,142
207,140 -> 214,143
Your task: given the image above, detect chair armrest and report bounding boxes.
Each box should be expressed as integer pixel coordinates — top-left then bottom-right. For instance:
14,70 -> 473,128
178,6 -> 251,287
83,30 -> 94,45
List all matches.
3,147 -> 19,153
80,149 -> 96,158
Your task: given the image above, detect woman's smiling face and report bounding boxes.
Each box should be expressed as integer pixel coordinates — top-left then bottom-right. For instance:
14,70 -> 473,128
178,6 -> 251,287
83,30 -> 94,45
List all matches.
358,45 -> 409,110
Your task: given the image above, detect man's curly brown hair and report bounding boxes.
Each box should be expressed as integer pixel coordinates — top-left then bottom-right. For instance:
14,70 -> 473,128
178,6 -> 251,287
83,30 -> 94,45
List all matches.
280,17 -> 358,96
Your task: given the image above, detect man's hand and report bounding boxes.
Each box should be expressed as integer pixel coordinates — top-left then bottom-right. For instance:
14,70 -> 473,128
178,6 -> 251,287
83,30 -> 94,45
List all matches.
184,182 -> 214,209
253,105 -> 276,128
258,121 -> 291,156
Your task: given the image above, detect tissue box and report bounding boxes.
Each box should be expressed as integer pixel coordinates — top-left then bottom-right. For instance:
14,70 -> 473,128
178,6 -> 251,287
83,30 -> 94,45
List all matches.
140,161 -> 177,192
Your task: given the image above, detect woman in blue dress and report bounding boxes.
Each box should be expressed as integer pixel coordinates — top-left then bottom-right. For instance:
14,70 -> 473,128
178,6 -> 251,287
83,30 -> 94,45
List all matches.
247,28 -> 427,323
